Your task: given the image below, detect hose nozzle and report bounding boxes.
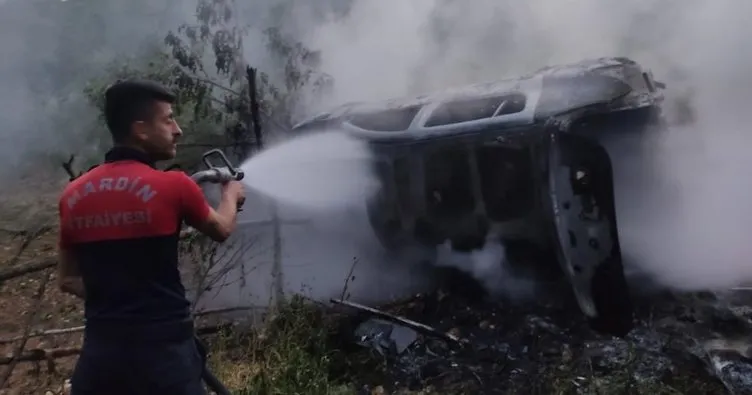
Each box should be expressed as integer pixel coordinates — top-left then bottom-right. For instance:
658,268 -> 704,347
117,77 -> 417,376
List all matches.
190,149 -> 244,184
190,149 -> 246,211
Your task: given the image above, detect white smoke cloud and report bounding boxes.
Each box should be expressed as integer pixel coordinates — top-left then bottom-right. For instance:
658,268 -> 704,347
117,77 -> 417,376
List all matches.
294,0 -> 752,293
5,0 -> 752,304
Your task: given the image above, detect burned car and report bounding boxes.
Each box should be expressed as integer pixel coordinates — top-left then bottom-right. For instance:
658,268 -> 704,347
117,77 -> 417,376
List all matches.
292,57 -> 666,336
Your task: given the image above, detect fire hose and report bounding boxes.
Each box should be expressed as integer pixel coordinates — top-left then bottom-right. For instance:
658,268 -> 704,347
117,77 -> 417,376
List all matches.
189,148 -> 245,395
195,335 -> 231,395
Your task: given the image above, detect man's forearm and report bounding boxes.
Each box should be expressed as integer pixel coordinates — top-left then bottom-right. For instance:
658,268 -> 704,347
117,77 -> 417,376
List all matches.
216,194 -> 239,233
58,247 -> 85,299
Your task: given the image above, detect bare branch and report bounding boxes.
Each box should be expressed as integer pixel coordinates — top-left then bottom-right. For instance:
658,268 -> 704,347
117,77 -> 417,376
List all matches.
0,326 -> 85,345
0,226 -> 53,237
330,298 -> 467,347
0,347 -> 81,365
6,225 -> 54,267
0,259 -> 56,283
339,257 -> 359,302
61,155 -> 80,181
189,74 -> 242,97
0,305 -> 256,346
0,322 -> 233,367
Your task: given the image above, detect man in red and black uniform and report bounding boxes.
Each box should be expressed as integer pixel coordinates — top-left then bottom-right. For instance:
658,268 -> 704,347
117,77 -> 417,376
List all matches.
57,79 -> 245,394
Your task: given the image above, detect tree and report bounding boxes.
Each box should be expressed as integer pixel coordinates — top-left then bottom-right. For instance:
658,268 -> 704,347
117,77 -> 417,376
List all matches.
163,0 -> 334,147
81,48 -> 231,170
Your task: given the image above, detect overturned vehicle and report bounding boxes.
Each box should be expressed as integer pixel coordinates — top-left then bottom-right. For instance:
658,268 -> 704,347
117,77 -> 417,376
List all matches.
292,57 -> 666,336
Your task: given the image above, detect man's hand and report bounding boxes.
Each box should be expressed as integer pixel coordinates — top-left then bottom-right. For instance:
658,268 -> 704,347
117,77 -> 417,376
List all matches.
58,247 -> 86,299
182,175 -> 246,243
221,180 -> 245,209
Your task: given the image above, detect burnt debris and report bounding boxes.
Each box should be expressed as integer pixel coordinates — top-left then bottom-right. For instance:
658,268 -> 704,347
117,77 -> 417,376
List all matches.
341,286 -> 752,394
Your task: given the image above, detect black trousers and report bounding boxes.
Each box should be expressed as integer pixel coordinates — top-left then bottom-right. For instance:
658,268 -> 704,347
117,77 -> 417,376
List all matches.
70,335 -> 207,395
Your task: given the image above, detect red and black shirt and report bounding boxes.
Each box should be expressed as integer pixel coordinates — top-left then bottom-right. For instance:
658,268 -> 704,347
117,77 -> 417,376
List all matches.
58,147 -> 211,341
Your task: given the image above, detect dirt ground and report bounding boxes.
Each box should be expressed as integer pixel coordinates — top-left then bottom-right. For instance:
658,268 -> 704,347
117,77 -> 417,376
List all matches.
0,174 -> 82,394
0,231 -> 81,395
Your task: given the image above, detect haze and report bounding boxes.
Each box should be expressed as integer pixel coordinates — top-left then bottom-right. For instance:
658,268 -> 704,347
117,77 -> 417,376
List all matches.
2,0 -> 752,305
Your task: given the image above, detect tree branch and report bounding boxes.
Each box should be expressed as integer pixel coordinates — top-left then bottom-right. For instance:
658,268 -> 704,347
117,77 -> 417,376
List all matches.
6,225 -> 54,267
0,259 -> 56,283
0,323 -> 234,367
0,347 -> 81,365
0,306 -> 256,345
0,326 -> 84,345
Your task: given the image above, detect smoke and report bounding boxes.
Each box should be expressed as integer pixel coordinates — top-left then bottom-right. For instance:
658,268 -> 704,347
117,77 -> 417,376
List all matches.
434,226 -> 538,301
288,0 -> 752,294
0,0 -> 304,178
0,0 -> 195,180
5,0 -> 752,304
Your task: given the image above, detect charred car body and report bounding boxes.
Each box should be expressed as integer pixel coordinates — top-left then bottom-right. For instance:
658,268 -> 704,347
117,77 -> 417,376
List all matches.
292,57 -> 666,336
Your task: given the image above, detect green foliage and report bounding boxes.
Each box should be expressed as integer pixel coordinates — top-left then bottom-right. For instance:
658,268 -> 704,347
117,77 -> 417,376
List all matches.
209,296 -> 361,395
74,49 -> 224,170
261,27 -> 334,126
165,0 -> 334,129
70,0 -> 335,172
88,52 -> 225,135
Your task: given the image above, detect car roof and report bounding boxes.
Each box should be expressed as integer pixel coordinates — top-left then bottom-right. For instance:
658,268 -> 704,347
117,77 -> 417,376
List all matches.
295,57 -> 638,126
291,57 -> 647,142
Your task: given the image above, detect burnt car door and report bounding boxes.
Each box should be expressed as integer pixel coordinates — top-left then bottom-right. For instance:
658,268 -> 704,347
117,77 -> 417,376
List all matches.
545,130 -> 635,336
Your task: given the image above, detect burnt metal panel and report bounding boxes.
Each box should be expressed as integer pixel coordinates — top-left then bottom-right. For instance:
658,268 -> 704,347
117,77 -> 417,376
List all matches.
424,93 -> 527,127
348,106 -> 422,132
534,73 -> 633,119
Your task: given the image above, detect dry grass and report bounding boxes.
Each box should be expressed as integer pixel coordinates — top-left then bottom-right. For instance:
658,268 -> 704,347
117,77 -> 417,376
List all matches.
205,296 -> 369,395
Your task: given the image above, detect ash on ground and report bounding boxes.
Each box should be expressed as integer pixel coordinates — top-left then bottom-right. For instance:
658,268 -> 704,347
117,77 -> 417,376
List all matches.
344,270 -> 752,394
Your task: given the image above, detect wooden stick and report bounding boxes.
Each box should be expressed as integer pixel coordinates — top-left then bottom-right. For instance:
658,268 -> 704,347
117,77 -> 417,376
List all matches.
6,226 -> 53,266
61,155 -> 79,181
0,259 -> 56,283
194,306 -> 258,317
0,326 -> 84,345
338,258 -> 358,302
0,323 -> 232,366
330,298 -> 465,345
0,307 -> 255,344
0,347 -> 81,365
0,226 -> 53,237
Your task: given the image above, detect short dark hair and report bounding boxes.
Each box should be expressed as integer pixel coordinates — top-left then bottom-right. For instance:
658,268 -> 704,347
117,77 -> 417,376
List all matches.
103,79 -> 176,142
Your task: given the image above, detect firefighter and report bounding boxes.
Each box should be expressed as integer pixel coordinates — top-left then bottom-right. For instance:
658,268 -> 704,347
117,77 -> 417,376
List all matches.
57,79 -> 245,394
